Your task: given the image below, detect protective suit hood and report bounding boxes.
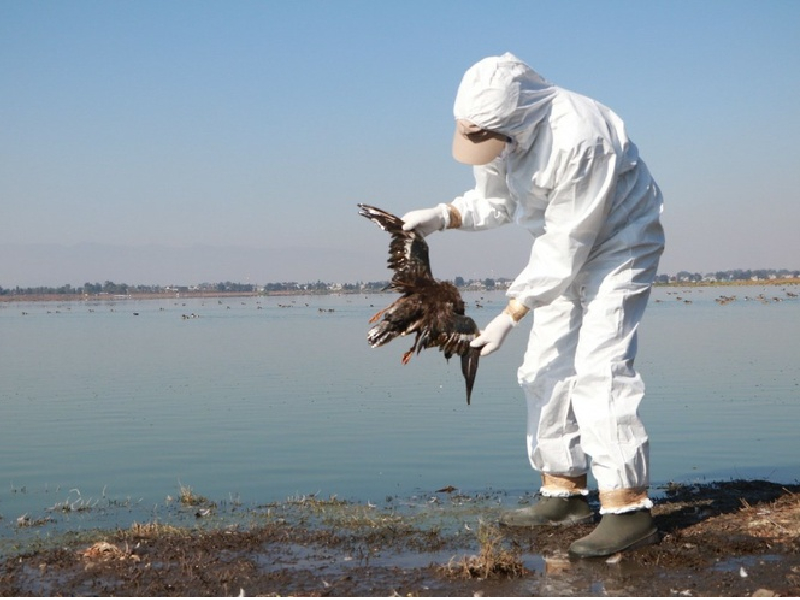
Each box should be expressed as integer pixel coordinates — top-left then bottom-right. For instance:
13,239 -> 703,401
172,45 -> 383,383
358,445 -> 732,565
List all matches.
453,53 -> 558,153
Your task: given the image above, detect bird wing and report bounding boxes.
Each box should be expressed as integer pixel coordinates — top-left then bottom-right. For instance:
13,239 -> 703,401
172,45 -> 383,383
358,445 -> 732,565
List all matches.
417,298 -> 480,359
357,204 -> 434,293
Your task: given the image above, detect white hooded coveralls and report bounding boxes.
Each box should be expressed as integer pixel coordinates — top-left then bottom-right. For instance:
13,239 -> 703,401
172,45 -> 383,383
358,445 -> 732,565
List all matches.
449,54 -> 665,512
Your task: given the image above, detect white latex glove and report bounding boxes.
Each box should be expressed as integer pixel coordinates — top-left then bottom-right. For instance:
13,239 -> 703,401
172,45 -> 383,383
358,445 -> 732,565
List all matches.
401,203 -> 450,237
470,312 -> 516,356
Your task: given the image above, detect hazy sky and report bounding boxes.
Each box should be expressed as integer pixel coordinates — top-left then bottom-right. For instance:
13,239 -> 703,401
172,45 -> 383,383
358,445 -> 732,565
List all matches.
2,0 -> 799,287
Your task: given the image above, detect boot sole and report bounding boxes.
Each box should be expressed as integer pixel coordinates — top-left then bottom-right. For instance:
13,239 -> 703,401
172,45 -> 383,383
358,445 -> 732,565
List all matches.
568,528 -> 660,558
499,513 -> 594,528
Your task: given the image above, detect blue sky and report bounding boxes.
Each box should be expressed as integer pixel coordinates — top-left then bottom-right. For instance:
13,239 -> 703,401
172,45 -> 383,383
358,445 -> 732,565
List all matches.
2,0 -> 799,286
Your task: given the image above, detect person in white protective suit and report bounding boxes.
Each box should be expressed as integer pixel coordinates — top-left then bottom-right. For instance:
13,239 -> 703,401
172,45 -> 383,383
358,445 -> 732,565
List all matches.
402,53 -> 665,558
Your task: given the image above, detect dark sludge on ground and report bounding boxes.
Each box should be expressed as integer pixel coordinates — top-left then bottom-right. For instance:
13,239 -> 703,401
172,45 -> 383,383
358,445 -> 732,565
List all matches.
1,479 -> 799,596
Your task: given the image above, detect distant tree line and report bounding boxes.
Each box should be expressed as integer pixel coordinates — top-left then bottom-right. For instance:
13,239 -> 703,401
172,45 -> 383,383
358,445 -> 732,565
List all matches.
659,268 -> 800,284
214,282 -> 254,292
2,269 -> 799,297
83,281 -> 128,294
0,281 -> 146,296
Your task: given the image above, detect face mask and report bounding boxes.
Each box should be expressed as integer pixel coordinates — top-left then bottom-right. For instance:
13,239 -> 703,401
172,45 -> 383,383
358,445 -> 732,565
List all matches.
498,136 -> 516,161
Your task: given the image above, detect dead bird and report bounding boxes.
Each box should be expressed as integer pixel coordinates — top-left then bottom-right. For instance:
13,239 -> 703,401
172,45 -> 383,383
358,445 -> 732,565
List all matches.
358,203 -> 481,405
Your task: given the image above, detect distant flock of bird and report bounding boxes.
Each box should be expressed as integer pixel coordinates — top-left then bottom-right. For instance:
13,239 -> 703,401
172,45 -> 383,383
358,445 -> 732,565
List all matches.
12,298 -> 342,318
652,288 -> 800,306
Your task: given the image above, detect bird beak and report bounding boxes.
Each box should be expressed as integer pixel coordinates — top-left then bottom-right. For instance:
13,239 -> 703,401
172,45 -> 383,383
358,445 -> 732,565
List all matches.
461,347 -> 481,405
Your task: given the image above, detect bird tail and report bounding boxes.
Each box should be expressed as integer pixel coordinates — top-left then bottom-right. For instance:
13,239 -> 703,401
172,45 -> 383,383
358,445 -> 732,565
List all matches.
461,346 -> 481,406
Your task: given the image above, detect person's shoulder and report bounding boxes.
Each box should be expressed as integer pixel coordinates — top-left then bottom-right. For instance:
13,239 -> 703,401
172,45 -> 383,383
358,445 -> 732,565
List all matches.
549,89 -> 618,148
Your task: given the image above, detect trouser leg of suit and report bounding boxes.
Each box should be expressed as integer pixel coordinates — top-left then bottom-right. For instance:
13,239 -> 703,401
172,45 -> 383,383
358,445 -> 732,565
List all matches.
518,253 -> 659,511
570,255 -> 658,512
518,287 -> 587,494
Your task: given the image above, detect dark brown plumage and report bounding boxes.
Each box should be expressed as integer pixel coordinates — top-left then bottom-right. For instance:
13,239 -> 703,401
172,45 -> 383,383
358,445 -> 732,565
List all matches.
358,203 -> 481,405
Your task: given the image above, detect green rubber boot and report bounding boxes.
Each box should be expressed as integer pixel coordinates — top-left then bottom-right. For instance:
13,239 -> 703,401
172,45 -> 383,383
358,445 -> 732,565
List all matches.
568,509 -> 659,557
499,495 -> 594,527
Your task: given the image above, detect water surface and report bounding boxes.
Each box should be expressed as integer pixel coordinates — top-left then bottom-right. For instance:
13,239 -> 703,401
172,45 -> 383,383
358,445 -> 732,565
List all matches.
2,285 -> 799,540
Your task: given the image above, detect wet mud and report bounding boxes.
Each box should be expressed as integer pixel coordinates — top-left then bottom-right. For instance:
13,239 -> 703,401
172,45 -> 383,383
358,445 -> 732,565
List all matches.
2,480 -> 799,596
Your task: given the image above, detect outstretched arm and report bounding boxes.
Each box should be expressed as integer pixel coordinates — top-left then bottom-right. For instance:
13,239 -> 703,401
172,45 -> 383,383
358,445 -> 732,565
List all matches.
402,158 -> 515,236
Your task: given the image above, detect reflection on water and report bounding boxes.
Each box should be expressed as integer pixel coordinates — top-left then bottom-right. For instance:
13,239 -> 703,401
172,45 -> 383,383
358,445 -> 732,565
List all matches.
1,286 -> 799,540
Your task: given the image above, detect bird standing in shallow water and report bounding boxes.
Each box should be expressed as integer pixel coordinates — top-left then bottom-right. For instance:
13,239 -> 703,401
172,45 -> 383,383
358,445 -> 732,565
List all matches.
357,203 -> 481,405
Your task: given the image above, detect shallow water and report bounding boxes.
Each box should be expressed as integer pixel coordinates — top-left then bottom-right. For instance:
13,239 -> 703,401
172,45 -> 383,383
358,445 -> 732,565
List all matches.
1,285 -> 799,541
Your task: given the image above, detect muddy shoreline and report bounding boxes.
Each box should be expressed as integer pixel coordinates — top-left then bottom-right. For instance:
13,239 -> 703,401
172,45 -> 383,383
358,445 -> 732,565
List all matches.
2,479 -> 799,596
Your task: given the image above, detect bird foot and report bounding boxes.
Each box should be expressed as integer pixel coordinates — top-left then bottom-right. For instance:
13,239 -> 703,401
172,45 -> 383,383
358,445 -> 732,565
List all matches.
368,309 -> 386,324
401,350 -> 413,365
